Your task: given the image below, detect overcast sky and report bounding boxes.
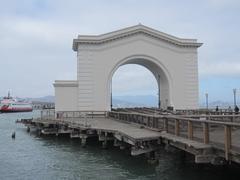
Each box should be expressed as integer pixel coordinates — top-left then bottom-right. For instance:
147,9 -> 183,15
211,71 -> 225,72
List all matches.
0,0 -> 240,103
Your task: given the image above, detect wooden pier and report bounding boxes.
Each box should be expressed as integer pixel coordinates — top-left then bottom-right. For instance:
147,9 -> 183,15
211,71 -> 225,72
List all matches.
17,108 -> 240,165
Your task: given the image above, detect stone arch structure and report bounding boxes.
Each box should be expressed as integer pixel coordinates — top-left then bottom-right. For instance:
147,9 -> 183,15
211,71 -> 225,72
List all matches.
54,25 -> 202,112
107,54 -> 172,109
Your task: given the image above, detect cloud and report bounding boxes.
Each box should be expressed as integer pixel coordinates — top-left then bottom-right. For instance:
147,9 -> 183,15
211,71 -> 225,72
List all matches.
199,61 -> 240,77
0,0 -> 239,100
208,0 -> 240,9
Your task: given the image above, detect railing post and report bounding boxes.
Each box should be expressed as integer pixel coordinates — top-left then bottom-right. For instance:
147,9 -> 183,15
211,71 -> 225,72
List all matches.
203,122 -> 209,144
154,117 -> 157,128
164,118 -> 168,133
224,125 -> 232,161
175,119 -> 180,136
157,117 -> 159,128
188,121 -> 193,140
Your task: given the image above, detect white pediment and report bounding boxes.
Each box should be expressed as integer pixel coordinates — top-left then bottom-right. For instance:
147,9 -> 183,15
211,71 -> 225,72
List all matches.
73,24 -> 202,51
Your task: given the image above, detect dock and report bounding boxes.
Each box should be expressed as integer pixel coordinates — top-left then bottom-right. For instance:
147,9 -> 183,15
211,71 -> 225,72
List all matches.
17,108 -> 240,165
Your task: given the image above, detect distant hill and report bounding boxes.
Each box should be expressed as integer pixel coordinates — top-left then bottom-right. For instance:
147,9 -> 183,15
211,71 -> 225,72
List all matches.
1,94 -> 235,109
31,95 -> 55,103
199,101 -> 234,109
29,95 -> 237,109
113,95 -> 158,108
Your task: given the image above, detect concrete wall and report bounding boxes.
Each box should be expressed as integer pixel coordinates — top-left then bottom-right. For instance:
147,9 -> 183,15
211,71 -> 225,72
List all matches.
54,80 -> 78,112
77,34 -> 199,110
55,25 -> 201,112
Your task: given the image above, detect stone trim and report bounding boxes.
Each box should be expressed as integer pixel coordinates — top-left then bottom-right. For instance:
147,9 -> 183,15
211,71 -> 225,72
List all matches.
53,80 -> 78,87
73,24 -> 202,51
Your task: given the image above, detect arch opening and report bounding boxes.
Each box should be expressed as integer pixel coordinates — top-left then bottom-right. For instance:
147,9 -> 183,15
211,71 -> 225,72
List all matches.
107,55 -> 172,111
111,64 -> 159,108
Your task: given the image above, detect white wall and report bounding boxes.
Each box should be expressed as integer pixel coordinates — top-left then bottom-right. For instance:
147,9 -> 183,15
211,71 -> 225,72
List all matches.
54,81 -> 78,111
54,25 -> 201,112
77,34 -> 199,110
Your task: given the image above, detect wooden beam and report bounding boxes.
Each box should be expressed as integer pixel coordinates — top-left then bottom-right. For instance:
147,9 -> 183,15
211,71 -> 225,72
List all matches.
224,125 -> 232,160
188,121 -> 193,140
175,119 -> 180,136
203,122 -> 209,144
164,118 -> 168,133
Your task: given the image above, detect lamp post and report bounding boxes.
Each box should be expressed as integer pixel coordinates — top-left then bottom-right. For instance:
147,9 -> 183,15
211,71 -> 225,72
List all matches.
233,88 -> 237,107
205,93 -> 208,110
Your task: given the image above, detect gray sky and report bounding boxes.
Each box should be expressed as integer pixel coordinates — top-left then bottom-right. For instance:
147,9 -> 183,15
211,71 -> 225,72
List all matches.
0,0 -> 240,102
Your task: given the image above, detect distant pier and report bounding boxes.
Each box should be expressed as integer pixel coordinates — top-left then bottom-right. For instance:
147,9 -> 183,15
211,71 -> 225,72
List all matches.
17,108 -> 240,165
32,101 -> 55,110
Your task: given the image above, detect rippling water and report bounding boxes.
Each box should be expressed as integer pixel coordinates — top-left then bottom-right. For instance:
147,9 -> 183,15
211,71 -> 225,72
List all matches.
0,111 -> 239,180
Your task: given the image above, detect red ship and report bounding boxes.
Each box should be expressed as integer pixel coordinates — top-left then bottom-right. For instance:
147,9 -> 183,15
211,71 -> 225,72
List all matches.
0,92 -> 33,113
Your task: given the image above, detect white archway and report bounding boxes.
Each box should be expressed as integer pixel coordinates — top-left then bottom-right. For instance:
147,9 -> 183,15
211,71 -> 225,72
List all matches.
107,54 -> 173,110
54,25 -> 202,112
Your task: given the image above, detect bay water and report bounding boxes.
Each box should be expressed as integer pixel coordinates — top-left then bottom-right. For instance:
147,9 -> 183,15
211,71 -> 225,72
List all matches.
0,111 -> 239,180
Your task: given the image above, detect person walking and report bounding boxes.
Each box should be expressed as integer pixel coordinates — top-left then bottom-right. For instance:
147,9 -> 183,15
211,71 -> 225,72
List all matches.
234,105 -> 239,114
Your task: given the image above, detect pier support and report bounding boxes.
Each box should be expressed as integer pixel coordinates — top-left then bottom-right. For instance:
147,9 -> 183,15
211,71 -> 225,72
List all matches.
114,139 -> 121,147
102,140 -> 107,149
120,144 -> 126,150
98,131 -> 114,149
146,151 -> 159,165
80,134 -> 87,147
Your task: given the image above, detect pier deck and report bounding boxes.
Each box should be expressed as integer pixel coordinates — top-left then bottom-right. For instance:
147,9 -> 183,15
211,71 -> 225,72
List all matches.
18,109 -> 240,165
33,117 -> 161,141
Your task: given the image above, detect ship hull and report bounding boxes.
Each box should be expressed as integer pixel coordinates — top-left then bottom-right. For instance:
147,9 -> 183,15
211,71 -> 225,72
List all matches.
0,92 -> 33,113
0,108 -> 33,113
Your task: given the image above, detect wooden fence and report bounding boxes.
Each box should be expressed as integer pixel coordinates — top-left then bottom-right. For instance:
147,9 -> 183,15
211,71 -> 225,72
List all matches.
108,111 -> 240,160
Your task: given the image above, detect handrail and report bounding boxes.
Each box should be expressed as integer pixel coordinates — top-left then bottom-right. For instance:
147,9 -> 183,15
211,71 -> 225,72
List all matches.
108,111 -> 240,161
108,111 -> 240,127
39,110 -> 239,161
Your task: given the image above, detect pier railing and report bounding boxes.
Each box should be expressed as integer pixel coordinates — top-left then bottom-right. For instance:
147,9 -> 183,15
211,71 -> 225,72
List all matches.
113,107 -> 238,115
39,109 -> 240,160
108,111 -> 240,161
180,114 -> 240,123
41,109 -> 55,120
175,108 -> 237,115
40,109 -> 108,120
56,111 -> 108,119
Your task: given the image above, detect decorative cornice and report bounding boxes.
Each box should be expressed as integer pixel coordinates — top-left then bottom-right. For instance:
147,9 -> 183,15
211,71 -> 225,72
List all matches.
53,80 -> 78,87
73,24 -> 203,51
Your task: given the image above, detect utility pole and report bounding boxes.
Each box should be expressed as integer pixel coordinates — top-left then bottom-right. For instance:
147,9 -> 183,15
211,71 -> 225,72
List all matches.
233,88 -> 237,107
205,93 -> 208,110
